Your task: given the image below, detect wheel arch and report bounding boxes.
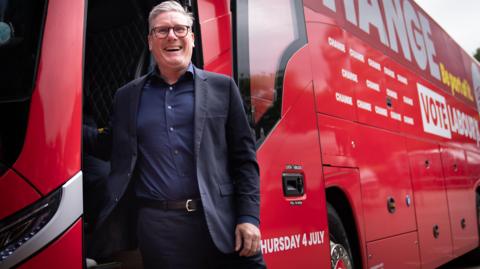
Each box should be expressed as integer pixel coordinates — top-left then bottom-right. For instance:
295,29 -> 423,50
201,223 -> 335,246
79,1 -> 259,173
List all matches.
326,186 -> 363,269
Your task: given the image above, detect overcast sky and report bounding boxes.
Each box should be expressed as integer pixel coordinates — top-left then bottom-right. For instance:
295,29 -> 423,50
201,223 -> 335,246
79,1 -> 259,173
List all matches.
414,0 -> 480,56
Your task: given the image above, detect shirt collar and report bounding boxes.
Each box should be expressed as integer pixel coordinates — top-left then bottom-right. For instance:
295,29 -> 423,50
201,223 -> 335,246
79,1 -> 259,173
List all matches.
151,63 -> 195,81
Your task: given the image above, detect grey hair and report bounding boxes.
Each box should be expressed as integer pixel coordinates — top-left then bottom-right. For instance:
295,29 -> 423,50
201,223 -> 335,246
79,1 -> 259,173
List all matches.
148,1 -> 194,31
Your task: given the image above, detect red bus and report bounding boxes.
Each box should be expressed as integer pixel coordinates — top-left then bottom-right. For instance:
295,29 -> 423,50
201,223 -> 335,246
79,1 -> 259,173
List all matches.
1,0 -> 479,268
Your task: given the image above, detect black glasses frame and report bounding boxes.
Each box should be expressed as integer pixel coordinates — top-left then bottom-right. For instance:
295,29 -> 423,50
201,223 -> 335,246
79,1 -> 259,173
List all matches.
150,25 -> 191,39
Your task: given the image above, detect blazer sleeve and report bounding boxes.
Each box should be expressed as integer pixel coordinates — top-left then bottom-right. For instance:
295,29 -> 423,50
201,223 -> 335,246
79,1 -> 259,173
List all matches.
225,77 -> 261,220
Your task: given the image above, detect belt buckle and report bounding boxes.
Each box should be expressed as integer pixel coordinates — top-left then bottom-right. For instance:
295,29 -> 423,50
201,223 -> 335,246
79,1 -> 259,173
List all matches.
185,199 -> 195,212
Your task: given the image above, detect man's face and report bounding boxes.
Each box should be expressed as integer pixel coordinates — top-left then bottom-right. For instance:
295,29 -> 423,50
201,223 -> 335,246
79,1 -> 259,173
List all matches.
148,11 -> 194,73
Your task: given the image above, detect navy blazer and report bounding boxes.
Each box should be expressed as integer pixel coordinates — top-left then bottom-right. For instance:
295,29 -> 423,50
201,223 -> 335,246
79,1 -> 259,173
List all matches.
84,66 -> 260,254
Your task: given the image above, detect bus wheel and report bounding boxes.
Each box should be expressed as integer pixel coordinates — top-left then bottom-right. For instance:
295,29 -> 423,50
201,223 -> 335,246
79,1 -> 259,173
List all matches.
328,203 -> 354,269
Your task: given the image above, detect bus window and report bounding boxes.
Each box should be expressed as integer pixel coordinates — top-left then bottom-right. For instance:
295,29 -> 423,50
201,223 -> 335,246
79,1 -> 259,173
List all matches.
0,0 -> 47,174
234,0 -> 307,145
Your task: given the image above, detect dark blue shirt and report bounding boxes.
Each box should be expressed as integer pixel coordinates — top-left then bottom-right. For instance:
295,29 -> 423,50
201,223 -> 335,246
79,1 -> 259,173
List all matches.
135,64 -> 198,201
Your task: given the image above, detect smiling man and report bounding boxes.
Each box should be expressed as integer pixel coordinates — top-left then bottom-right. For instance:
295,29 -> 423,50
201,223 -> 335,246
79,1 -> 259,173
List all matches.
83,1 -> 265,268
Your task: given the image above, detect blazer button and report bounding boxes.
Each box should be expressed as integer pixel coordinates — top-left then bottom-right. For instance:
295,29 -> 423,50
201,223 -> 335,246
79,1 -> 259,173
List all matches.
127,173 -> 131,177
114,197 -> 119,202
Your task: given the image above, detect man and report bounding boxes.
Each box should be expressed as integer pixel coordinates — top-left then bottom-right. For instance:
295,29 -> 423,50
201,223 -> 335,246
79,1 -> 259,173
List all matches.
84,1 -> 265,268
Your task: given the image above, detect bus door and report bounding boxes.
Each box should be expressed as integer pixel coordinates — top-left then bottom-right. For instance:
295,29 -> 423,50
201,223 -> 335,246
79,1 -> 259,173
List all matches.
233,1 -> 330,268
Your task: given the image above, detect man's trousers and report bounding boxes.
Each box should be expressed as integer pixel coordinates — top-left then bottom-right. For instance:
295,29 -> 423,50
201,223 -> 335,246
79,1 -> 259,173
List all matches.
137,206 -> 266,269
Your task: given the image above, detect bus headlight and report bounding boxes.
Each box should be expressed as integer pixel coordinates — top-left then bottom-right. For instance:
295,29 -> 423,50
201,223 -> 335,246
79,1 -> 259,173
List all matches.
0,188 -> 62,261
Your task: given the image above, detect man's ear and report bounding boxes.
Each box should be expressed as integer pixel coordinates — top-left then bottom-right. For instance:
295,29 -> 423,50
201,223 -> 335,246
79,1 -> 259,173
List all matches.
191,32 -> 195,47
148,35 -> 153,50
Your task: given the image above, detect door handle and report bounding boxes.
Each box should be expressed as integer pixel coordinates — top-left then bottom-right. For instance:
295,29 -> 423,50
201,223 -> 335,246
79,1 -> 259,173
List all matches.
282,173 -> 304,197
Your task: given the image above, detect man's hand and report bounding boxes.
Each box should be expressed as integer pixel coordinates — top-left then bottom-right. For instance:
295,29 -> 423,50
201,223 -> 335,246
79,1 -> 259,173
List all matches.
235,223 -> 261,257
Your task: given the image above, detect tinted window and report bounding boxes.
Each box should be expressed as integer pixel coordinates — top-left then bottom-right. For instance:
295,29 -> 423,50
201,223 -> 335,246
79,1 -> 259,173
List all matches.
234,0 -> 307,145
0,0 -> 47,172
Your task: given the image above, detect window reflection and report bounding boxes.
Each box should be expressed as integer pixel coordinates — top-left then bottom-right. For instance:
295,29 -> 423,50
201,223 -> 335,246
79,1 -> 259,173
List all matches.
248,0 -> 297,123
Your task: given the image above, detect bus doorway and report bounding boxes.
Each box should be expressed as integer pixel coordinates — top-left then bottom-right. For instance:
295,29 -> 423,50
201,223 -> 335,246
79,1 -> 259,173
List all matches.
82,0 -> 201,268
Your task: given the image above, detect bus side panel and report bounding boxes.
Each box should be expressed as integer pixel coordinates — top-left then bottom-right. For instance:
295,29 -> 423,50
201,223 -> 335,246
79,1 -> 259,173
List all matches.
441,147 -> 479,256
197,0 -> 232,76
0,169 -> 41,220
304,0 -> 479,109
467,151 -> 480,186
348,33 -> 389,130
366,231 -> 420,269
12,0 -> 84,195
306,22 -> 357,122
399,69 -> 422,137
354,125 -> 417,241
258,82 -> 329,268
406,139 -> 453,269
381,59 -> 409,131
17,219 -> 83,269
316,112 -> 357,168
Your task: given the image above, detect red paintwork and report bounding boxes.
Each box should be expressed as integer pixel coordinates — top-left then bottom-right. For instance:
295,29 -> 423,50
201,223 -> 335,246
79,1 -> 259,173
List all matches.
407,138 -> 453,268
17,219 -> 83,269
12,0 -> 84,195
349,32 -> 390,130
0,169 -> 41,220
441,147 -> 479,257
316,114 -> 357,168
257,80 -> 330,268
467,151 -> 480,183
281,45 -> 313,116
354,125 -> 417,241
399,66 -> 421,136
366,231 -> 421,268
303,0 -> 478,108
197,0 -> 232,76
308,22 -> 357,122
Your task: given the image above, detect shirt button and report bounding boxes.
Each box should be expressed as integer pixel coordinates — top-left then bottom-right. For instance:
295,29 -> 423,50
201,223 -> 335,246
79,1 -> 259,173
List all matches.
174,150 -> 179,155
169,86 -> 173,91
169,127 -> 174,131
167,105 -> 172,109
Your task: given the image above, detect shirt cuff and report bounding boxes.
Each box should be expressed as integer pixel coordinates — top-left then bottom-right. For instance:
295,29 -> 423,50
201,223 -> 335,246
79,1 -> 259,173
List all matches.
237,215 -> 260,227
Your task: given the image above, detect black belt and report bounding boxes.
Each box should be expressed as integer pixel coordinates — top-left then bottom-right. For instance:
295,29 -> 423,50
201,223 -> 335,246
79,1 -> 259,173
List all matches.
139,198 -> 202,212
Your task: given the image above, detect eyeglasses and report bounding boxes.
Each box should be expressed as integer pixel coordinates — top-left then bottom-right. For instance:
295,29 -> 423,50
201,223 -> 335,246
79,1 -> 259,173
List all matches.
150,25 -> 190,39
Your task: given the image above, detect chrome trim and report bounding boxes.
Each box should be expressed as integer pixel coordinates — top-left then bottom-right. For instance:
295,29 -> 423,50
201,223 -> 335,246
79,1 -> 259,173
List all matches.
0,172 -> 83,268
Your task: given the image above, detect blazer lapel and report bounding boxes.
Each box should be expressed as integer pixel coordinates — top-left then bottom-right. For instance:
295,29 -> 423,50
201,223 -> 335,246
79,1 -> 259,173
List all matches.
194,67 -> 208,159
128,75 -> 148,154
